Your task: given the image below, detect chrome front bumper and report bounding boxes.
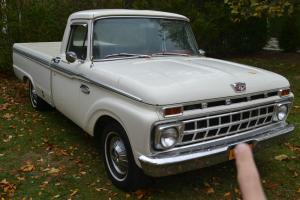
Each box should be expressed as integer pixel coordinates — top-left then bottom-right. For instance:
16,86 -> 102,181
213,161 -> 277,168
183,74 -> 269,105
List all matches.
139,122 -> 294,177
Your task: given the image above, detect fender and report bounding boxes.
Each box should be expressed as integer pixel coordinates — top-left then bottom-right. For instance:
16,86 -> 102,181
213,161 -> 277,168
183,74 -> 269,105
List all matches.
83,96 -> 159,162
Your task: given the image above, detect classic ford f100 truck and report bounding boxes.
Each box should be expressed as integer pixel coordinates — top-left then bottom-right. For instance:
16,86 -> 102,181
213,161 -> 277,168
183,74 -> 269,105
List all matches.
13,9 -> 294,191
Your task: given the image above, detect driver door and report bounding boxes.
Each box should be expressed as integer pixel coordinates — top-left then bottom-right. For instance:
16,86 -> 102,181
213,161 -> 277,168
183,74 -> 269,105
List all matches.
52,22 -> 90,125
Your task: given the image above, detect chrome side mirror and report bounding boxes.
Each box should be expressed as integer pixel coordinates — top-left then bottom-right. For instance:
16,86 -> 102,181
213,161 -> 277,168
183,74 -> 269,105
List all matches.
199,49 -> 206,56
66,51 -> 77,63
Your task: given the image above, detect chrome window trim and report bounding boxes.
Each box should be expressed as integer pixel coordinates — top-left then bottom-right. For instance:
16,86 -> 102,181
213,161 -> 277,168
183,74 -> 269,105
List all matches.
66,21 -> 89,61
90,16 -> 192,62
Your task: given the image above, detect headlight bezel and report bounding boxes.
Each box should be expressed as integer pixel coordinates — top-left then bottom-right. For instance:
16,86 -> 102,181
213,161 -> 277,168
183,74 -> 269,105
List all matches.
274,103 -> 289,121
153,123 -> 183,150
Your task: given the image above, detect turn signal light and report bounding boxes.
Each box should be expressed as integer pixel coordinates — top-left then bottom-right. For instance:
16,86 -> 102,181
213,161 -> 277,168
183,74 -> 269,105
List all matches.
279,89 -> 290,97
163,106 -> 183,117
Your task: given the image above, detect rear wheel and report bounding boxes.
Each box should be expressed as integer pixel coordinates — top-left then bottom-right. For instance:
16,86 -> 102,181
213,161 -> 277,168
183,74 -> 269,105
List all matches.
101,122 -> 149,191
28,81 -> 50,111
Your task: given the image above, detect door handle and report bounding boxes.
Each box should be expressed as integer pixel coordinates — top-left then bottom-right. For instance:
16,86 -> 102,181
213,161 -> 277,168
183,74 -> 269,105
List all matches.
80,84 -> 90,94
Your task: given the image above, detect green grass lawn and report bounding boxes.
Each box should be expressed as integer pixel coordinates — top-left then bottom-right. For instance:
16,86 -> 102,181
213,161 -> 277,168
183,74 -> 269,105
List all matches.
0,51 -> 299,199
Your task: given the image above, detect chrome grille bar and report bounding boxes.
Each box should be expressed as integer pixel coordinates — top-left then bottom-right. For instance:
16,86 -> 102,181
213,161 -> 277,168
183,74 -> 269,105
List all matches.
179,104 -> 275,146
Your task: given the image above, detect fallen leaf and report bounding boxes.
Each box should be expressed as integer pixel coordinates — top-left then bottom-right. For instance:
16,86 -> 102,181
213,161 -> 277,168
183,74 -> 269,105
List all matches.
80,171 -> 86,175
3,135 -> 12,143
285,143 -> 300,153
95,187 -> 108,192
274,154 -> 289,161
20,162 -> 35,172
266,183 -> 279,190
39,181 -> 49,190
0,154 -> 5,157
52,194 -> 60,199
134,189 -> 149,199
224,192 -> 231,200
16,177 -> 25,181
0,103 -> 9,111
0,179 -> 16,196
293,171 -> 298,177
125,193 -> 131,198
205,187 -> 215,194
298,187 -> 300,193
43,167 -> 60,174
3,113 -> 14,120
70,189 -> 79,196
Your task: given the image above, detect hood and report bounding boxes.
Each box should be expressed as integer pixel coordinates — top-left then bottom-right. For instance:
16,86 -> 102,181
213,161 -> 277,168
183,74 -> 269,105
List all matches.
92,56 -> 290,105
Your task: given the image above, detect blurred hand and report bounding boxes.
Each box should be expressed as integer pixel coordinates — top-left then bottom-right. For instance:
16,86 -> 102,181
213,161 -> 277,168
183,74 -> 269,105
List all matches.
235,143 -> 266,200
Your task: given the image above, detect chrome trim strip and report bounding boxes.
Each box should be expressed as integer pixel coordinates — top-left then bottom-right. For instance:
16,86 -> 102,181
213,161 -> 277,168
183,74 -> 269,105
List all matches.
13,47 -> 50,68
139,123 -> 294,177
94,15 -> 189,21
91,16 -> 190,62
153,99 -> 293,127
13,46 -> 146,104
150,100 -> 292,153
13,46 -> 292,107
50,63 -> 144,102
180,88 -> 290,109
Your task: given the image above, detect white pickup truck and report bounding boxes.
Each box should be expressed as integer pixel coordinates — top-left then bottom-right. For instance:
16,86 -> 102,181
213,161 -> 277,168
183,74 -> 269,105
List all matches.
13,9 -> 294,191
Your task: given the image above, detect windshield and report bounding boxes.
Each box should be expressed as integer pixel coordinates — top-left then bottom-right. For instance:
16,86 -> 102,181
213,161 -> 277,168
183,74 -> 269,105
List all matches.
93,18 -> 199,60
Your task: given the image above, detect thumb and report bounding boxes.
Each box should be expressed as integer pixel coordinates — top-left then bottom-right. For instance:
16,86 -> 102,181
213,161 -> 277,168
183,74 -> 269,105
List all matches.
235,143 -> 266,200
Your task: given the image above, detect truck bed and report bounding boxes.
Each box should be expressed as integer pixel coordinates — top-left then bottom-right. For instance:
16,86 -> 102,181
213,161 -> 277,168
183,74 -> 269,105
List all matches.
13,42 -> 61,105
13,42 -> 61,65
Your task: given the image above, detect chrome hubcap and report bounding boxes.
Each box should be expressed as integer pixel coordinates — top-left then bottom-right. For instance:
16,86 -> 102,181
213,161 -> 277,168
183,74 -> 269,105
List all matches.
29,83 -> 38,107
105,132 -> 129,181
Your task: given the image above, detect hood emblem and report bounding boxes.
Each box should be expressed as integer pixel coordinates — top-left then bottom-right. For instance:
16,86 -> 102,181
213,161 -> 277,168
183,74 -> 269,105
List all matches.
231,82 -> 246,93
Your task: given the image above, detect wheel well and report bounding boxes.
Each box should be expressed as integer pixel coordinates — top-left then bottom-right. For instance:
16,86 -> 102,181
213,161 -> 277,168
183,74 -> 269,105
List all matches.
94,115 -> 121,139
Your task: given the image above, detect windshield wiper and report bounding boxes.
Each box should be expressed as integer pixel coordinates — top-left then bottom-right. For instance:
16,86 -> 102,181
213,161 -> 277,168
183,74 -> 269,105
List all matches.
104,53 -> 151,59
152,52 -> 190,57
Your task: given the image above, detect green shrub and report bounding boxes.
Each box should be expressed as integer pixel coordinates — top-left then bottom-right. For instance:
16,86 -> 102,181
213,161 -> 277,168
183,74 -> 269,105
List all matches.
191,1 -> 269,56
0,0 -> 123,72
278,4 -> 300,52
0,0 -> 273,72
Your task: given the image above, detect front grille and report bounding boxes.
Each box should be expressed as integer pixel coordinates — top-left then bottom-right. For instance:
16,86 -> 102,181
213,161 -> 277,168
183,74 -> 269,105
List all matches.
178,104 -> 275,146
183,90 -> 278,111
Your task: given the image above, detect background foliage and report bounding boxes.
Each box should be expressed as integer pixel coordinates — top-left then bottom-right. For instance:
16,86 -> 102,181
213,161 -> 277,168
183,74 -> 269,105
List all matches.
0,0 -> 299,71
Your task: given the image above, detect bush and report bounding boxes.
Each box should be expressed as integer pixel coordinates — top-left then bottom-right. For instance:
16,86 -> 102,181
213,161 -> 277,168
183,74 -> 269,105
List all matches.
0,0 -> 272,71
191,1 -> 269,56
278,4 -> 300,52
133,1 -> 269,56
0,0 -> 123,72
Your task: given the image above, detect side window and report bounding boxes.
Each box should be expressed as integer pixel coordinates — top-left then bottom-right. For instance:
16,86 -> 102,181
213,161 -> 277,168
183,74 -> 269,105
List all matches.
66,24 -> 88,60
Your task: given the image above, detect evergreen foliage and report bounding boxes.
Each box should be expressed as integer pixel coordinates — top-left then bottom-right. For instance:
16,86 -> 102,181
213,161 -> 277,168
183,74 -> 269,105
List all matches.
0,0 -> 298,71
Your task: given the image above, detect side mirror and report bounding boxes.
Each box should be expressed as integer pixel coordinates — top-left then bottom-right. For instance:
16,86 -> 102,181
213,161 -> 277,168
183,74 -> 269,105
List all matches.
199,49 -> 206,56
66,51 -> 77,63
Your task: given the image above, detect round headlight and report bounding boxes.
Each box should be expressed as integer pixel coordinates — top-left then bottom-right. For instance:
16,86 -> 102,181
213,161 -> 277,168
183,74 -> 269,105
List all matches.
277,105 -> 288,121
160,128 -> 179,149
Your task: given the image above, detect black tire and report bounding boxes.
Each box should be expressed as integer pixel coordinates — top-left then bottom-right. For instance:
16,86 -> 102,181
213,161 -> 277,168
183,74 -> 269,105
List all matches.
28,81 -> 50,111
101,122 -> 149,191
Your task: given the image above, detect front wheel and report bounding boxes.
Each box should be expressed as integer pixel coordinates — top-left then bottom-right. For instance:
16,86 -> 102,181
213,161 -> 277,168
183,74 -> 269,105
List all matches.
101,122 -> 149,191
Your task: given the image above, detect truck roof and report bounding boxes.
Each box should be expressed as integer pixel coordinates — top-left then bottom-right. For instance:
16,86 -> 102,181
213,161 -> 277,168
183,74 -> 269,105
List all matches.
69,9 -> 189,21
